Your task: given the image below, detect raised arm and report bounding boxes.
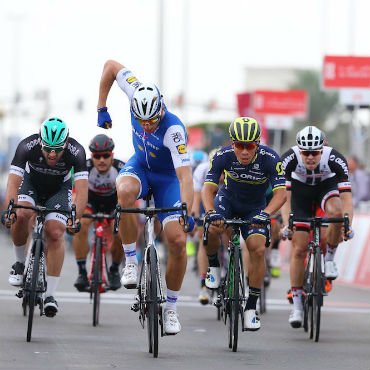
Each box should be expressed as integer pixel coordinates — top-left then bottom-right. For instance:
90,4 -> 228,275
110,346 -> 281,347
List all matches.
97,60 -> 125,129
98,60 -> 125,109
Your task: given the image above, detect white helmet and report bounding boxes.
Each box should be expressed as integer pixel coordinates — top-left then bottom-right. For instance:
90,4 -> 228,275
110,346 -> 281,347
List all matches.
131,83 -> 163,120
296,125 -> 325,150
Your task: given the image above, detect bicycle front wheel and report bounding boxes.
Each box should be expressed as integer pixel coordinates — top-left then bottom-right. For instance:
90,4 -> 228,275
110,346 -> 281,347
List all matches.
27,240 -> 41,342
227,245 -> 240,352
146,245 -> 159,358
312,250 -> 323,342
92,237 -> 102,327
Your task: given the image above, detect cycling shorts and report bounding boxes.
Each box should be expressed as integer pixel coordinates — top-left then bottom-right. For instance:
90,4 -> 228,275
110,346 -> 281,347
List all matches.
214,189 -> 268,240
291,177 -> 339,232
18,172 -> 72,225
117,155 -> 181,226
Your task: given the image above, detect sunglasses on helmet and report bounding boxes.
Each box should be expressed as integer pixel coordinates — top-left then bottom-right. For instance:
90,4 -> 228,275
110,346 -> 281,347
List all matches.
92,152 -> 112,160
41,144 -> 65,153
232,141 -> 258,151
300,150 -> 322,157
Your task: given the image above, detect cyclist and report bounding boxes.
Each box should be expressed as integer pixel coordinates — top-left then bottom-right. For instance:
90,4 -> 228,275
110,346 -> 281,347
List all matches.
96,60 -> 194,335
2,117 -> 88,317
202,117 -> 286,330
280,125 -> 354,328
192,147 -> 220,305
73,134 -> 125,292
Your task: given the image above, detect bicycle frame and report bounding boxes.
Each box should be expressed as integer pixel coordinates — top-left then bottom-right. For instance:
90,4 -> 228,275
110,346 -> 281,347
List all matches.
6,199 -> 75,342
289,213 -> 350,342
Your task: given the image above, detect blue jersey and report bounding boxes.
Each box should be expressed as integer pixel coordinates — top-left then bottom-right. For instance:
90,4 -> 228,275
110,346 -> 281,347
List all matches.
205,144 -> 285,204
130,108 -> 190,174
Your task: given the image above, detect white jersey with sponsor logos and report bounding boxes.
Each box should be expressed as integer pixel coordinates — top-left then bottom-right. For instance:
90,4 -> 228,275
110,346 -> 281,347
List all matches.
281,145 -> 351,191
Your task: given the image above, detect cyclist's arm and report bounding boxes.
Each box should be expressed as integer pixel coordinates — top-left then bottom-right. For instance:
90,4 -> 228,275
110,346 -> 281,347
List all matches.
280,190 -> 291,226
175,165 -> 194,213
264,187 -> 287,216
74,179 -> 88,219
97,60 -> 126,109
4,174 -> 23,206
201,182 -> 219,213
192,191 -> 201,218
339,191 -> 354,225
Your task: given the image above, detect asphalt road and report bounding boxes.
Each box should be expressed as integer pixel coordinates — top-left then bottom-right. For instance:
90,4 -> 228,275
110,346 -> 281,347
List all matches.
0,231 -> 369,370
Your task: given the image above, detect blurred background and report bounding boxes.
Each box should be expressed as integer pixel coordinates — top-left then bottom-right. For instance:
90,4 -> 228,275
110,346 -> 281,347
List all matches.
0,0 -> 369,211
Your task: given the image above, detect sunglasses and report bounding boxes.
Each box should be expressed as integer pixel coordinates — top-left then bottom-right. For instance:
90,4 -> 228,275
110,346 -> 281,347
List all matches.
301,150 -> 322,157
92,152 -> 112,159
138,116 -> 161,126
42,144 -> 65,153
233,141 -> 258,151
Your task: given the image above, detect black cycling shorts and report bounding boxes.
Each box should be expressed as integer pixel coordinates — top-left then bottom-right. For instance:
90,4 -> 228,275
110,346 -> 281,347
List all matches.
86,191 -> 117,215
290,177 -> 339,231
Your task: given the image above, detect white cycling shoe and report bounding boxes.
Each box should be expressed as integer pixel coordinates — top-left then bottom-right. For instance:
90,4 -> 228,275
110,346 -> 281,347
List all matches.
244,309 -> 261,331
205,267 -> 220,289
163,310 -> 181,335
325,260 -> 338,280
8,262 -> 25,286
120,263 -> 138,289
289,309 -> 303,328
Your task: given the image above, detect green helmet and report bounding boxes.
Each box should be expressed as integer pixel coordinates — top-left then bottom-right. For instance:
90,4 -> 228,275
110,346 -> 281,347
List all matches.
40,117 -> 69,147
229,117 -> 261,142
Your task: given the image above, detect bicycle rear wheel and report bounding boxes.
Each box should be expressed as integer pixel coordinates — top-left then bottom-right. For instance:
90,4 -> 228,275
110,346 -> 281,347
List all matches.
146,245 -> 159,357
92,238 -> 102,327
27,240 -> 41,342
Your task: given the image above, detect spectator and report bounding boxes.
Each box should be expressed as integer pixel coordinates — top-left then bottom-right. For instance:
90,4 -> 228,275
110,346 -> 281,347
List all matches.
347,155 -> 370,208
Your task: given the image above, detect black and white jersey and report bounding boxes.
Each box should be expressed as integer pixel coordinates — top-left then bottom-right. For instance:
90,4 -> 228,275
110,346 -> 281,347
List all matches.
281,145 -> 351,192
10,134 -> 88,192
87,158 -> 125,197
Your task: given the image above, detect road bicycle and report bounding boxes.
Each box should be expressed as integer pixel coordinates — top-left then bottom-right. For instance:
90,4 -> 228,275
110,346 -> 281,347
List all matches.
81,212 -> 115,326
5,199 -> 75,342
114,197 -> 188,358
289,213 -> 349,342
204,218 -> 251,352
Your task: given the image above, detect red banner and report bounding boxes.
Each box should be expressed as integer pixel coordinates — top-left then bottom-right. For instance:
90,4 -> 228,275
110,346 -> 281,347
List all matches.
323,55 -> 370,88
253,90 -> 308,117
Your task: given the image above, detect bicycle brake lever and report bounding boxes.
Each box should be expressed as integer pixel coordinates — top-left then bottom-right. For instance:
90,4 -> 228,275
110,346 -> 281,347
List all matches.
113,205 -> 121,234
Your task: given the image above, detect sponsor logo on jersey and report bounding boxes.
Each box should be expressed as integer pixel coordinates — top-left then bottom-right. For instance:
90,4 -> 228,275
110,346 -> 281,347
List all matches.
67,143 -> 80,157
176,144 -> 187,154
253,164 -> 260,170
122,70 -> 132,77
149,152 -> 156,158
172,132 -> 184,143
329,154 -> 349,175
259,148 -> 276,158
126,76 -> 137,84
26,138 -> 41,151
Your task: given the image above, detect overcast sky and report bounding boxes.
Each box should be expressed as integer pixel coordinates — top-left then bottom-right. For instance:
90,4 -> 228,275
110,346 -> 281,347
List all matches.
0,0 -> 369,160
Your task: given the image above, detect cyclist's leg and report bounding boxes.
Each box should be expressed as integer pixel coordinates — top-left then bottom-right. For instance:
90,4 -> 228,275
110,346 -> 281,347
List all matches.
116,156 -> 148,288
320,180 -> 342,280
8,174 -> 37,286
72,206 -> 93,290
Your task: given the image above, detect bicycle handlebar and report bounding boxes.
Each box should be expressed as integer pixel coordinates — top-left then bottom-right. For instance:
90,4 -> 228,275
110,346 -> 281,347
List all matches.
82,213 -> 115,220
288,213 -> 350,235
5,198 -> 77,228
203,217 -> 252,246
113,203 -> 188,234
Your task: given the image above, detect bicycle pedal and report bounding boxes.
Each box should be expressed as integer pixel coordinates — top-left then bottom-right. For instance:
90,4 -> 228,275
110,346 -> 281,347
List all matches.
15,290 -> 23,298
131,303 -> 140,312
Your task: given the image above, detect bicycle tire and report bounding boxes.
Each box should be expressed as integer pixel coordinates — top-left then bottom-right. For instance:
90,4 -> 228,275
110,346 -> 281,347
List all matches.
147,245 -> 159,358
27,240 -> 41,342
92,237 -> 102,327
303,252 -> 312,333
231,245 -> 241,352
259,283 -> 266,315
313,249 -> 323,342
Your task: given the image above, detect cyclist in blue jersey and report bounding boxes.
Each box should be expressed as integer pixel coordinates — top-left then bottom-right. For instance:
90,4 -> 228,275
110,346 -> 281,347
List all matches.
97,60 -> 194,335
201,117 -> 287,331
